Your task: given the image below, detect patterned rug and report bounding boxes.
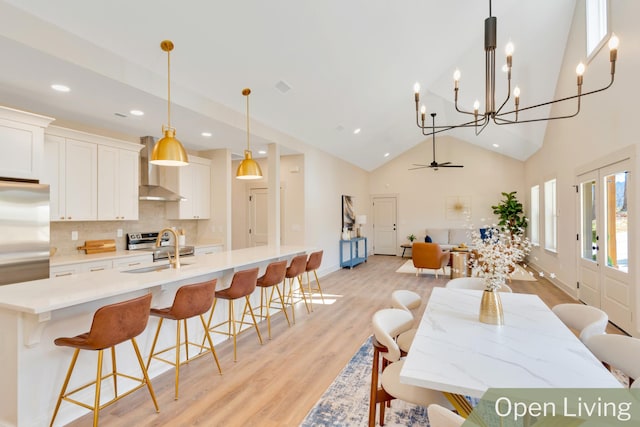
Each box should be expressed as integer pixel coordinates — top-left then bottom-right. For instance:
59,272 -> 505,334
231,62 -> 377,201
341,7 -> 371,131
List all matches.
300,337 -> 430,427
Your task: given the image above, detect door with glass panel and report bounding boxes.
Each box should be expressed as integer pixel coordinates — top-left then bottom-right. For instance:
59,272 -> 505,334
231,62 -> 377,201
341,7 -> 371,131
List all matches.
577,160 -> 632,332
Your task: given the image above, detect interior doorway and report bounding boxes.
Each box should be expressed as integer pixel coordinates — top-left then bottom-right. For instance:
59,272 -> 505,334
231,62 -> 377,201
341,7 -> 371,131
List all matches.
577,159 -> 633,332
372,196 -> 397,255
248,187 -> 285,246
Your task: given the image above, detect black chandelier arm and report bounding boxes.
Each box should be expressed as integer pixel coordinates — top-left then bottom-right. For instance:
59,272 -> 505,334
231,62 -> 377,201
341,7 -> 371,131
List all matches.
419,116 -> 489,136
495,74 -> 614,119
454,97 -> 477,116
493,76 -> 512,117
475,118 -> 491,135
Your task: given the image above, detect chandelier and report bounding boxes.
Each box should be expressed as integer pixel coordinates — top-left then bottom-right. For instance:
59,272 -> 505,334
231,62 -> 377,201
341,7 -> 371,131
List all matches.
413,0 -> 619,137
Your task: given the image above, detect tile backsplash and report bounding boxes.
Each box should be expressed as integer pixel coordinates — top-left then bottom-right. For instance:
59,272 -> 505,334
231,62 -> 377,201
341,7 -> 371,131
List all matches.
51,201 -> 200,256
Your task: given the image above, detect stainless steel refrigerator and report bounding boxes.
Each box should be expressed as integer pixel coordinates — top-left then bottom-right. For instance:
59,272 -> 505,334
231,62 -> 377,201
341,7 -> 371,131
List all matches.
0,180 -> 50,285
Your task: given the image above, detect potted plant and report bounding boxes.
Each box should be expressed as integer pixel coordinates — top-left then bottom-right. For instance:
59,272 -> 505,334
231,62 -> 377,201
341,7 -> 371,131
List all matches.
407,234 -> 417,243
491,191 -> 528,236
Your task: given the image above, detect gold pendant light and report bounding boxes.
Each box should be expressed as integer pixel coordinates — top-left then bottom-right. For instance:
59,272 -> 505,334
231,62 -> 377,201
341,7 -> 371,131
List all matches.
236,88 -> 263,179
151,40 -> 188,166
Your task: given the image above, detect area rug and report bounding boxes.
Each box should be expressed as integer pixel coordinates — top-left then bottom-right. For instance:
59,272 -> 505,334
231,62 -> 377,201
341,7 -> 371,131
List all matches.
395,260 -> 451,278
300,337 -> 430,426
395,260 -> 536,282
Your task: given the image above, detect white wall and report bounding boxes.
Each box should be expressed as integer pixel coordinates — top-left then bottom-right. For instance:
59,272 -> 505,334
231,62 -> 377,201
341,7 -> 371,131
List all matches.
369,136 -> 526,253
524,0 -> 639,334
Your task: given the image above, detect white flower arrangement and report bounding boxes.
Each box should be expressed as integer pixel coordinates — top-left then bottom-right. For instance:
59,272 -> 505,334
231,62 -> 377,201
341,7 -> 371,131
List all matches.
470,226 -> 532,291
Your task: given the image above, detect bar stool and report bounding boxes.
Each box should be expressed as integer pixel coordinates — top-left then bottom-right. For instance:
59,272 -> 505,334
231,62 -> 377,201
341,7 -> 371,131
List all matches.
146,280 -> 222,400
303,250 -> 325,310
50,294 -> 159,427
255,260 -> 291,339
284,254 -> 311,323
205,268 -> 263,362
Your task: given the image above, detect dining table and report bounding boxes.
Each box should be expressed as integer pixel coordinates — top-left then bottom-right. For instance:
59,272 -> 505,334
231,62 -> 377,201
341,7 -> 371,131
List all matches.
399,288 -> 624,418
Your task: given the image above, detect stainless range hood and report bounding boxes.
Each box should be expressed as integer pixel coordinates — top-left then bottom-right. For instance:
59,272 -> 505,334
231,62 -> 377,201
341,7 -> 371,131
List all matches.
138,136 -> 185,201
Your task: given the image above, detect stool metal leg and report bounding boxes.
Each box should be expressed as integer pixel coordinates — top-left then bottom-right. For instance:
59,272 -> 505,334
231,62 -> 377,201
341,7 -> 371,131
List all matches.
50,349 -> 80,427
111,347 -> 118,398
199,314 -> 222,374
93,349 -> 104,426
175,319 -> 181,400
131,337 -> 159,412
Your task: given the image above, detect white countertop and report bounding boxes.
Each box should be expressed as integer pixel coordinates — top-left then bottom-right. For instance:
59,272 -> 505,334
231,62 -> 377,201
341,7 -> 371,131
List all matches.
400,288 -> 623,397
0,245 -> 308,315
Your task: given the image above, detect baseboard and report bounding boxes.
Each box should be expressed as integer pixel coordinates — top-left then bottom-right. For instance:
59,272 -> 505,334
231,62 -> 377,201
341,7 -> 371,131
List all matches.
526,261 -> 577,300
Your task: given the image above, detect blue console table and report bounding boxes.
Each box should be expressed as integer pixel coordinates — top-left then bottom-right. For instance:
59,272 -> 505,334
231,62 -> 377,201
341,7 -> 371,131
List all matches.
340,237 -> 368,269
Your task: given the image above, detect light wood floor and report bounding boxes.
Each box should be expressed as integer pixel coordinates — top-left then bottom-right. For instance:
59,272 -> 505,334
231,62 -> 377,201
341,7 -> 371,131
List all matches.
65,255 -> 621,427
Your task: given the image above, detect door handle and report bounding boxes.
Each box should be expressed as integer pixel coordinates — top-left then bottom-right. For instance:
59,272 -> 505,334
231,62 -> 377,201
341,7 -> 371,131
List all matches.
592,245 -> 599,251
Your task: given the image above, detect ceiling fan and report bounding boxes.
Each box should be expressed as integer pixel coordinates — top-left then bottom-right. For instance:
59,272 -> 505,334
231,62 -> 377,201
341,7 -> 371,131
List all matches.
410,113 -> 464,171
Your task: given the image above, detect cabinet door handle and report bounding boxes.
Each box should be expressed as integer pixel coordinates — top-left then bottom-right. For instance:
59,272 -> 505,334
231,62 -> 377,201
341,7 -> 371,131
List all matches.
55,272 -> 73,277
60,216 -> 65,220
127,262 -> 141,267
90,267 -> 105,272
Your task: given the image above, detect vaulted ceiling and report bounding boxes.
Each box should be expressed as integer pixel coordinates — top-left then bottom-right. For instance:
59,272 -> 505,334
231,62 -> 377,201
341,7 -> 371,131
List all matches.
0,1 -> 577,171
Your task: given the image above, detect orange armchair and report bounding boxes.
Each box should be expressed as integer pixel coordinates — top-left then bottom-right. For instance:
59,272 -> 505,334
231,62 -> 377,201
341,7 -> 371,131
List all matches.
412,242 -> 450,278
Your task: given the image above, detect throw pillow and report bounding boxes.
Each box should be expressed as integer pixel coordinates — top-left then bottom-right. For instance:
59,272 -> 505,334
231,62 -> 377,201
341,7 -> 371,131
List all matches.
425,235 -> 432,243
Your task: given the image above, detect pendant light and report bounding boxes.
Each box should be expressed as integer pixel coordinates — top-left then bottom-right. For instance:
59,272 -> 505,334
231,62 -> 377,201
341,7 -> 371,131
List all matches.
151,40 -> 188,166
236,88 -> 263,179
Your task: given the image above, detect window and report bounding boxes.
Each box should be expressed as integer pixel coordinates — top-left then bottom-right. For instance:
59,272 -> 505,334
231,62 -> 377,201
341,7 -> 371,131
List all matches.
544,179 -> 557,252
586,0 -> 608,57
530,185 -> 540,245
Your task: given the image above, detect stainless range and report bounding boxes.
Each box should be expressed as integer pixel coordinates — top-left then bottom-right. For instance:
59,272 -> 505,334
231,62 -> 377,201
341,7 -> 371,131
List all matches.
127,231 -> 195,261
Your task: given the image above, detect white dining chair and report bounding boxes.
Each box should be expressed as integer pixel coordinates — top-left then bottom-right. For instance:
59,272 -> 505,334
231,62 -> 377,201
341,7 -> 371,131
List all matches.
390,290 -> 422,354
551,303 -> 608,343
369,308 -> 452,427
446,277 -> 513,293
428,404 -> 466,427
585,334 -> 640,387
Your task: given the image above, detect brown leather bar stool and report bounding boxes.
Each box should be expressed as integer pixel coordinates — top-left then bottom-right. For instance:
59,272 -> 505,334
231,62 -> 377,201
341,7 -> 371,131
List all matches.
50,293 -> 159,427
303,250 -> 325,310
205,268 -> 263,362
284,254 -> 311,323
255,260 -> 291,339
146,280 -> 222,400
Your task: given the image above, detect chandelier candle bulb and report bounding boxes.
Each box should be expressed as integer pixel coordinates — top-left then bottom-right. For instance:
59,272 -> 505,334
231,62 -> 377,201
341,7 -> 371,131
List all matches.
576,63 -> 585,86
609,34 -> 618,72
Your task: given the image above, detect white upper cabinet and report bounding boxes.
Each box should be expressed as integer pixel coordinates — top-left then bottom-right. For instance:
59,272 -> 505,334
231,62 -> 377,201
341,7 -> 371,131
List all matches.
43,126 -> 142,222
163,155 -> 211,220
98,145 -> 139,220
43,134 -> 97,221
0,106 -> 53,181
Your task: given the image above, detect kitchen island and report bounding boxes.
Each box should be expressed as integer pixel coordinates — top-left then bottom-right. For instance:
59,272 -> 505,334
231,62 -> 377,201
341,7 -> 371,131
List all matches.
0,245 -> 309,427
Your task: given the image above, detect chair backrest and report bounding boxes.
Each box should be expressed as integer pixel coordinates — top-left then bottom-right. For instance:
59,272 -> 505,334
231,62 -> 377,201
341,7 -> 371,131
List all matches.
446,277 -> 513,293
169,279 -> 217,319
391,290 -> 422,313
286,254 -> 308,278
412,242 -> 448,269
427,404 -> 465,427
372,308 -> 414,363
258,260 -> 288,287
86,293 -> 152,349
585,334 -> 640,384
305,250 -> 323,272
552,303 -> 608,343
224,267 -> 260,299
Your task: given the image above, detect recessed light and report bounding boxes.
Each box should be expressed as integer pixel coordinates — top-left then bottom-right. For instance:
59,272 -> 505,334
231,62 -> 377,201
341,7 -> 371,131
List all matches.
353,128 -> 361,134
258,150 -> 267,155
51,84 -> 70,92
384,152 -> 390,157
129,110 -> 144,116
492,143 -> 500,148
201,132 -> 212,137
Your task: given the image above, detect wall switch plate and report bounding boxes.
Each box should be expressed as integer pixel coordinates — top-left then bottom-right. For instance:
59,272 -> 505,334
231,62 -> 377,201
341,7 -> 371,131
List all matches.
117,229 -> 123,237
71,231 -> 78,241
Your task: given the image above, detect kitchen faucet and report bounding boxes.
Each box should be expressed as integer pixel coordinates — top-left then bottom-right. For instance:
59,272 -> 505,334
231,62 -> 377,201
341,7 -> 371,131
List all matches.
156,228 -> 181,269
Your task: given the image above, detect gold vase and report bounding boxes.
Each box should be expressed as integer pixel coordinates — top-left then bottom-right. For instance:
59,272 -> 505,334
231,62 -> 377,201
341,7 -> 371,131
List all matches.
479,289 -> 504,325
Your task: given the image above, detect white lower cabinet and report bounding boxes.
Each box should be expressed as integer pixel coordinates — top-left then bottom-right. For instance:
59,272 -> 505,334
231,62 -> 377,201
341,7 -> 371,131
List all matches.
50,254 -> 153,277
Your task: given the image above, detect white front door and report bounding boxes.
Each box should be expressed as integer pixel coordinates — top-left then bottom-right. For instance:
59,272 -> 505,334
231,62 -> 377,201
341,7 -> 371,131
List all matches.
372,196 -> 397,255
577,159 -> 633,332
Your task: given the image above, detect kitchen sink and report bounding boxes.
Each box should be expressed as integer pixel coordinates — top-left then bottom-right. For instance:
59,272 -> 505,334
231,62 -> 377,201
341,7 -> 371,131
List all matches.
122,263 -> 192,274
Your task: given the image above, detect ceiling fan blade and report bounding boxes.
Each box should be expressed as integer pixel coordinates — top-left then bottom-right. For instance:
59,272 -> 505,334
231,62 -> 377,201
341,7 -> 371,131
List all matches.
440,164 -> 464,168
438,161 -> 451,166
411,163 -> 428,167
408,165 -> 429,170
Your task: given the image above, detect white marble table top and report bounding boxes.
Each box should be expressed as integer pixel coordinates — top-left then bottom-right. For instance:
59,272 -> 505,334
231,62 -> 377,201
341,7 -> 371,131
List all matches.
400,288 -> 623,397
0,245 -> 309,315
